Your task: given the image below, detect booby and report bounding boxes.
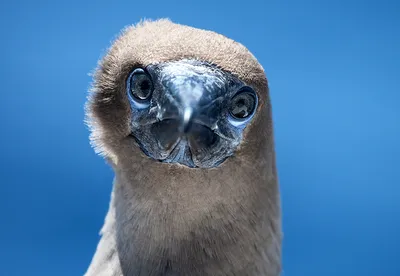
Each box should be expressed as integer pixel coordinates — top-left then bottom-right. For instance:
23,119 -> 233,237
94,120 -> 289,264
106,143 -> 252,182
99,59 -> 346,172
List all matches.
85,19 -> 282,276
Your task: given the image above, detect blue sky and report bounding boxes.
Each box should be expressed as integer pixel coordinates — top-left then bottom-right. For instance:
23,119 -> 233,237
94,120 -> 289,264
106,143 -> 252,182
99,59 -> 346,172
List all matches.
0,0 -> 399,275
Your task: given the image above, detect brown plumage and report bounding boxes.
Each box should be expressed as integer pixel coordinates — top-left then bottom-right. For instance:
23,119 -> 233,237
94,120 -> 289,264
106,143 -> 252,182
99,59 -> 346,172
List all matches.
85,19 -> 282,276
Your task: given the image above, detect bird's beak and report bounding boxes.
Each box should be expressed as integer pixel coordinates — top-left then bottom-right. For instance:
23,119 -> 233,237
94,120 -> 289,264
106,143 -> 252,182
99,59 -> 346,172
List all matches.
158,78 -> 221,134
152,76 -> 222,156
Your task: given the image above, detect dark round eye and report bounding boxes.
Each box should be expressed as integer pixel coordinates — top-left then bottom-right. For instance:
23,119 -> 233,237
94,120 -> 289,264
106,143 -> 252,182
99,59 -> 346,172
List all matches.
229,88 -> 257,120
128,68 -> 154,102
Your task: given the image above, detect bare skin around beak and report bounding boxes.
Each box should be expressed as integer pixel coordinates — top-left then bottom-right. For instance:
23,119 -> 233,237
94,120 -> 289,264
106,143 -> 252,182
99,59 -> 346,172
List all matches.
151,76 -> 223,167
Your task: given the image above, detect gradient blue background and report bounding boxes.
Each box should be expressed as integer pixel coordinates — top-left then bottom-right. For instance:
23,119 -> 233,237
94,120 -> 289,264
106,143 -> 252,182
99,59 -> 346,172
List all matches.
1,0 -> 399,275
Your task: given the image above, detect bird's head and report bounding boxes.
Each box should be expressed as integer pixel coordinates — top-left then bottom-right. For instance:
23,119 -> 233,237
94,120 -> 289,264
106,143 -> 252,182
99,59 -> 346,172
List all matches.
86,19 -> 272,170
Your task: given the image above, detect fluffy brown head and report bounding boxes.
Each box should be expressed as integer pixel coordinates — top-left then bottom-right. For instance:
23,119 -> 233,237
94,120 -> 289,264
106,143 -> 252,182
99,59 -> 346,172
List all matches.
86,18 -> 273,166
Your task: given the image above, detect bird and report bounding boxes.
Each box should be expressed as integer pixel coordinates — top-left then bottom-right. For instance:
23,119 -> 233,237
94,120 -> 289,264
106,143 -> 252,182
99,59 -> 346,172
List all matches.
84,19 -> 282,276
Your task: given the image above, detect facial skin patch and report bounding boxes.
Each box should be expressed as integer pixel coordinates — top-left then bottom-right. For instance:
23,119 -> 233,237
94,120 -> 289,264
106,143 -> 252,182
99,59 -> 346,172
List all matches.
127,59 -> 258,168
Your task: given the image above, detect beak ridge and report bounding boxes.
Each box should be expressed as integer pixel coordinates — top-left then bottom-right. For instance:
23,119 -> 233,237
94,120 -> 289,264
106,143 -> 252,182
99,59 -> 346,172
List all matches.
181,107 -> 194,133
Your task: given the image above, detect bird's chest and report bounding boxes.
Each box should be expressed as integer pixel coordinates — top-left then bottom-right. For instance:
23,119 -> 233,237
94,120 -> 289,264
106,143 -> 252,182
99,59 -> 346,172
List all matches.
115,217 -> 195,275
112,177 -> 262,275
114,202 -> 242,275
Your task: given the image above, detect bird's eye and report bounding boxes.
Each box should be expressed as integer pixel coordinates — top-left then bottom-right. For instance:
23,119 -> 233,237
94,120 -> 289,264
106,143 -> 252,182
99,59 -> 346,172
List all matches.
127,68 -> 154,107
229,88 -> 257,121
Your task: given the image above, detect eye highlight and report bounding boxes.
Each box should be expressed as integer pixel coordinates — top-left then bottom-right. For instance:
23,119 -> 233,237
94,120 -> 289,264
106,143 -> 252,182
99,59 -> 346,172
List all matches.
228,87 -> 258,123
127,68 -> 154,108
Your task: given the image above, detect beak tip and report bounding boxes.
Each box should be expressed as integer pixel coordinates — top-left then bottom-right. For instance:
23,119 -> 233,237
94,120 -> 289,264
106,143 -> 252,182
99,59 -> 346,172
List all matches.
182,107 -> 194,133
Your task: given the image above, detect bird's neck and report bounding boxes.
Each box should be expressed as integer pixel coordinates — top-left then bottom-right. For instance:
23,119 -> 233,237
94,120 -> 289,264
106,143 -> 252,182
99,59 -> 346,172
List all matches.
87,159 -> 281,276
